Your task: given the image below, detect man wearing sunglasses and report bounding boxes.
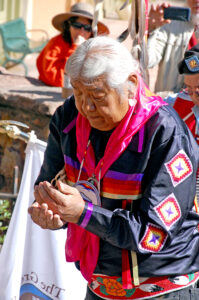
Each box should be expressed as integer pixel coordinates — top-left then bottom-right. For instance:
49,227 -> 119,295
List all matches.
169,44 -> 199,210
165,44 -> 199,146
36,3 -> 109,91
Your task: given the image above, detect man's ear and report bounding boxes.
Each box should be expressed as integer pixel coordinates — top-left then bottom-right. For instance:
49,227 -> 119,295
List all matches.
128,73 -> 138,86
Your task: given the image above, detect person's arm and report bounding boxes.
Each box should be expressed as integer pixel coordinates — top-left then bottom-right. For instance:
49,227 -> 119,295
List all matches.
147,25 -> 169,69
78,109 -> 199,254
28,97 -> 78,230
34,107 -> 66,185
147,3 -> 171,69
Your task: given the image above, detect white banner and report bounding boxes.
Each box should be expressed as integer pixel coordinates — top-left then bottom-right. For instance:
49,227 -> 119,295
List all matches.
0,134 -> 87,300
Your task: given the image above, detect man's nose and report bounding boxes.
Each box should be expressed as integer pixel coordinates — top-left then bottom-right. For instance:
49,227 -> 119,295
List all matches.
86,97 -> 95,111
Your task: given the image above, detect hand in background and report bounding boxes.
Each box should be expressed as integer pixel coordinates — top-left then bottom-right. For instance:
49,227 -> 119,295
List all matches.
148,3 -> 171,33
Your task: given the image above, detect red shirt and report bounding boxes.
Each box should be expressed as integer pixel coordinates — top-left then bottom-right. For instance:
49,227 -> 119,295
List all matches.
188,30 -> 198,50
173,94 -> 199,144
36,34 -> 77,87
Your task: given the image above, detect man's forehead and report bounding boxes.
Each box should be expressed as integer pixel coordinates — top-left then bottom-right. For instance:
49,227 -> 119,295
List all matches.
72,77 -> 106,90
184,74 -> 199,86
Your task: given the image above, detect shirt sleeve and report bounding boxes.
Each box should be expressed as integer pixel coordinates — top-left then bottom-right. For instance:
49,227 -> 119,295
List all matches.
147,26 -> 168,69
34,98 -> 76,185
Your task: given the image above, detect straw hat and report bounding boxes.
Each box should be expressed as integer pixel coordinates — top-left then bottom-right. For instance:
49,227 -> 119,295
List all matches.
52,3 -> 109,35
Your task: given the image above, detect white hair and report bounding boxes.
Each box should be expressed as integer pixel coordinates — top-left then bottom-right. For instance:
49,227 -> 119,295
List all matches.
66,36 -> 139,90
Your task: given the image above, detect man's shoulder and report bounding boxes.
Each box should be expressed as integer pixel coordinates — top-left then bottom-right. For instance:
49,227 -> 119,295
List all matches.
52,95 -> 77,126
146,104 -> 187,134
48,34 -> 70,48
58,95 -> 77,114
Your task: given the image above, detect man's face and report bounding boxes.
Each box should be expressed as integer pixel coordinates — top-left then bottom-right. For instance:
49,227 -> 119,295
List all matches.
71,77 -> 130,131
184,73 -> 199,106
187,0 -> 199,14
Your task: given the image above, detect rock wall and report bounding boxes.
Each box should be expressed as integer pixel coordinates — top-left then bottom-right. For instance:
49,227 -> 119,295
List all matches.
0,67 -> 63,194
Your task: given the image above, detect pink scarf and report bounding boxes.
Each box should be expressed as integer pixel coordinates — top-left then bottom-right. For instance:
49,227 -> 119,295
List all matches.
65,76 -> 167,283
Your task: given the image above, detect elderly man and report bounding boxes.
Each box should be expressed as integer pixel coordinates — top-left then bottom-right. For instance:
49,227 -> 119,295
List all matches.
147,0 -> 199,93
29,36 -> 199,300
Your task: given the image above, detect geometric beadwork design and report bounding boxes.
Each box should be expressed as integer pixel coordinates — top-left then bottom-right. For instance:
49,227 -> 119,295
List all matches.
154,194 -> 181,230
139,223 -> 167,253
165,150 -> 193,187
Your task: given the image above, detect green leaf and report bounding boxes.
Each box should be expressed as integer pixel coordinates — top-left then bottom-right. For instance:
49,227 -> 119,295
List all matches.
96,277 -> 104,283
125,288 -> 136,297
100,286 -> 108,295
188,273 -> 195,281
117,277 -> 122,284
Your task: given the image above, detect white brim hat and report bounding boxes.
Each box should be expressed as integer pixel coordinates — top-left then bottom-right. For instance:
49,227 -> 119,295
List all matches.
52,3 -> 109,35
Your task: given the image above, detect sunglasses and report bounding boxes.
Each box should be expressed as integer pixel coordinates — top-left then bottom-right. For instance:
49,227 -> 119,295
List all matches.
182,87 -> 199,96
70,21 -> 92,33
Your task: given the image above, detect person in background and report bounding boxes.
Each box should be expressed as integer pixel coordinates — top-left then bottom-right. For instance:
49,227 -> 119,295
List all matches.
147,0 -> 199,94
29,36 -> 199,300
168,44 -> 199,145
36,3 -> 109,96
164,44 -> 199,208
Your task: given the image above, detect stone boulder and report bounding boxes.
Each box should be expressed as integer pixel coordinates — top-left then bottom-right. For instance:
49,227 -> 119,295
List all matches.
0,67 -> 64,194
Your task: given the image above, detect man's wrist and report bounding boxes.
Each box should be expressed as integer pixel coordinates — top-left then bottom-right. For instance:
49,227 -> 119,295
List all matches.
77,201 -> 93,228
